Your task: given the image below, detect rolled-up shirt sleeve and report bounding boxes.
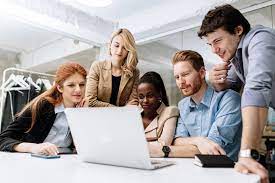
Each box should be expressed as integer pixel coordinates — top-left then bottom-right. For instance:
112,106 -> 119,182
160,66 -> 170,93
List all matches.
207,91 -> 242,149
242,31 -> 275,108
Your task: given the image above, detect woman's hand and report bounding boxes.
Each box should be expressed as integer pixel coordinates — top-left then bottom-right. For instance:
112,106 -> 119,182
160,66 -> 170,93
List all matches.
30,142 -> 59,155
148,143 -> 164,158
126,99 -> 139,106
76,97 -> 89,107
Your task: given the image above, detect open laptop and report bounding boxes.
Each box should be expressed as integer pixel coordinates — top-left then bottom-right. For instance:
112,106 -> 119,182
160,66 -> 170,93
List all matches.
64,106 -> 175,170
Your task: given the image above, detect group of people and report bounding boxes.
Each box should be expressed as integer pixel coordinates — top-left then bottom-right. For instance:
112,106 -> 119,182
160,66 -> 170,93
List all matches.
0,4 -> 274,183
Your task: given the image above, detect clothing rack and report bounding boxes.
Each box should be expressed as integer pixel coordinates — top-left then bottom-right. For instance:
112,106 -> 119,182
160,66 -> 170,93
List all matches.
0,67 -> 55,131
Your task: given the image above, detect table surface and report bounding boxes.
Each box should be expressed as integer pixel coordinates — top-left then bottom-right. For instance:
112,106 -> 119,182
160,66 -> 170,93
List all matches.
0,152 -> 260,183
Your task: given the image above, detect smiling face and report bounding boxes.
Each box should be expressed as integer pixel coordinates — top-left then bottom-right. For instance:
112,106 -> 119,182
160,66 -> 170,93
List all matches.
57,73 -> 86,107
110,35 -> 129,64
173,61 -> 205,96
205,27 -> 242,62
137,83 -> 161,113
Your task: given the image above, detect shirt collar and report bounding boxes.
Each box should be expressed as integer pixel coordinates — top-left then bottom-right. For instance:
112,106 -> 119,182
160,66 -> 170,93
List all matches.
232,35 -> 245,64
188,85 -> 213,110
156,102 -> 166,115
54,103 -> 65,114
144,102 -> 166,133
237,35 -> 245,50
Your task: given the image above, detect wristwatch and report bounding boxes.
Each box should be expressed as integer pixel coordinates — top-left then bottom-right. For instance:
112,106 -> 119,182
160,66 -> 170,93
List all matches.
162,146 -> 171,158
239,149 -> 260,161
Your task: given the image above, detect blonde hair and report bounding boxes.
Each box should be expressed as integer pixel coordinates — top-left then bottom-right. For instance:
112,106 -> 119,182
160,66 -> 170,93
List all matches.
109,28 -> 138,77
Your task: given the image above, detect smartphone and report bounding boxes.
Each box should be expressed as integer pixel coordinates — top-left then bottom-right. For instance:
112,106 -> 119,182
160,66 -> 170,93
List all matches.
31,153 -> 61,159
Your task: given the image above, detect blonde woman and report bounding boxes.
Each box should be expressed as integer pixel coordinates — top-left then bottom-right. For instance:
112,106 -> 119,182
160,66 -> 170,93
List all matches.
85,28 -> 139,107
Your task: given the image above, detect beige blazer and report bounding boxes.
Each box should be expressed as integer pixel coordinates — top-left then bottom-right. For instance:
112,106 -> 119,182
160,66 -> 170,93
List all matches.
145,103 -> 179,146
85,60 -> 140,107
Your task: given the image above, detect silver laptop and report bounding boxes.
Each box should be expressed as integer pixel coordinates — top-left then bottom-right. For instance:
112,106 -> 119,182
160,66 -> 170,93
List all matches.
65,106 -> 174,170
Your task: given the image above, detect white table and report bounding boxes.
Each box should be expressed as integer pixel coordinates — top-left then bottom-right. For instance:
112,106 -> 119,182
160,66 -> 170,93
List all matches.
0,152 -> 260,183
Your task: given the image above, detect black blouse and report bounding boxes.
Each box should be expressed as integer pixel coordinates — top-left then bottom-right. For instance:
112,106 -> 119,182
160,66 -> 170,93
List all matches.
110,75 -> 121,105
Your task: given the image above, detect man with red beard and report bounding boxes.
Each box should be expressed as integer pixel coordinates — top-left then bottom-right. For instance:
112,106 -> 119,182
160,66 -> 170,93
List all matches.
172,50 -> 242,161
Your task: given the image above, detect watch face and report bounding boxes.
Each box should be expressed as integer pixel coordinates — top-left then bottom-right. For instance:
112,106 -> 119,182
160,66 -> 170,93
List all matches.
162,146 -> 171,153
251,149 -> 260,161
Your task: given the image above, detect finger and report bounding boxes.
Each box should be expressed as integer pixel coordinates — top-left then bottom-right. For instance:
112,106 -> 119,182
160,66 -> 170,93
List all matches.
48,146 -> 56,155
42,143 -> 57,155
211,74 -> 226,81
40,148 -> 50,155
235,162 -> 249,174
212,77 -> 227,84
81,99 -> 87,106
131,99 -> 138,103
213,63 -> 231,70
49,144 -> 59,155
212,69 -> 228,76
216,146 -> 226,155
250,165 -> 269,182
43,146 -> 55,155
211,148 -> 221,155
213,62 -> 231,69
237,160 -> 269,182
76,100 -> 85,107
78,101 -> 84,107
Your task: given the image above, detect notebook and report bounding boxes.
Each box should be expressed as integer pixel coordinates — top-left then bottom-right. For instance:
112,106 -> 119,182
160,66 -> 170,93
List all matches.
194,154 -> 235,168
65,106 -> 175,170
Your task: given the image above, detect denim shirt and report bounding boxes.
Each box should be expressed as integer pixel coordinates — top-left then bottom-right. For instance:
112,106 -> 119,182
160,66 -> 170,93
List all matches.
175,85 -> 242,161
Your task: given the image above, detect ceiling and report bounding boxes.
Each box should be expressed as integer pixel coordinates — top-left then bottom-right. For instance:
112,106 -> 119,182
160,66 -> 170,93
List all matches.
0,0 -> 273,73
60,0 -> 164,22
0,16 -> 62,54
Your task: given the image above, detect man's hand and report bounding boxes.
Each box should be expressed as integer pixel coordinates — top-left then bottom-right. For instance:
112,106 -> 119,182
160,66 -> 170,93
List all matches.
209,62 -> 231,91
235,157 -> 269,183
196,137 -> 226,155
209,62 -> 230,84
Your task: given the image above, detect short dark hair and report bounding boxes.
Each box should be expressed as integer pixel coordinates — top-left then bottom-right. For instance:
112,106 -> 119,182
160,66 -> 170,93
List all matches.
171,50 -> 204,72
138,71 -> 169,106
198,4 -> 251,38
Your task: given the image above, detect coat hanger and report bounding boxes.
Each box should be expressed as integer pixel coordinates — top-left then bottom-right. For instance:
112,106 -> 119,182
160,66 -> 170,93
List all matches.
1,74 -> 30,91
27,76 -> 41,91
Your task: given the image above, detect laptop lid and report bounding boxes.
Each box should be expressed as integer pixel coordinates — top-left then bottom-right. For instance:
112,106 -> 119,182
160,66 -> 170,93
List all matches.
65,106 -> 154,169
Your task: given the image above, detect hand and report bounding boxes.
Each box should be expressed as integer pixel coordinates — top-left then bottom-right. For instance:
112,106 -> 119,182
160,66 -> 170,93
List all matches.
235,157 -> 269,183
196,137 -> 226,155
209,62 -> 231,85
76,97 -> 89,107
148,143 -> 163,158
127,99 -> 139,106
30,142 -> 59,155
